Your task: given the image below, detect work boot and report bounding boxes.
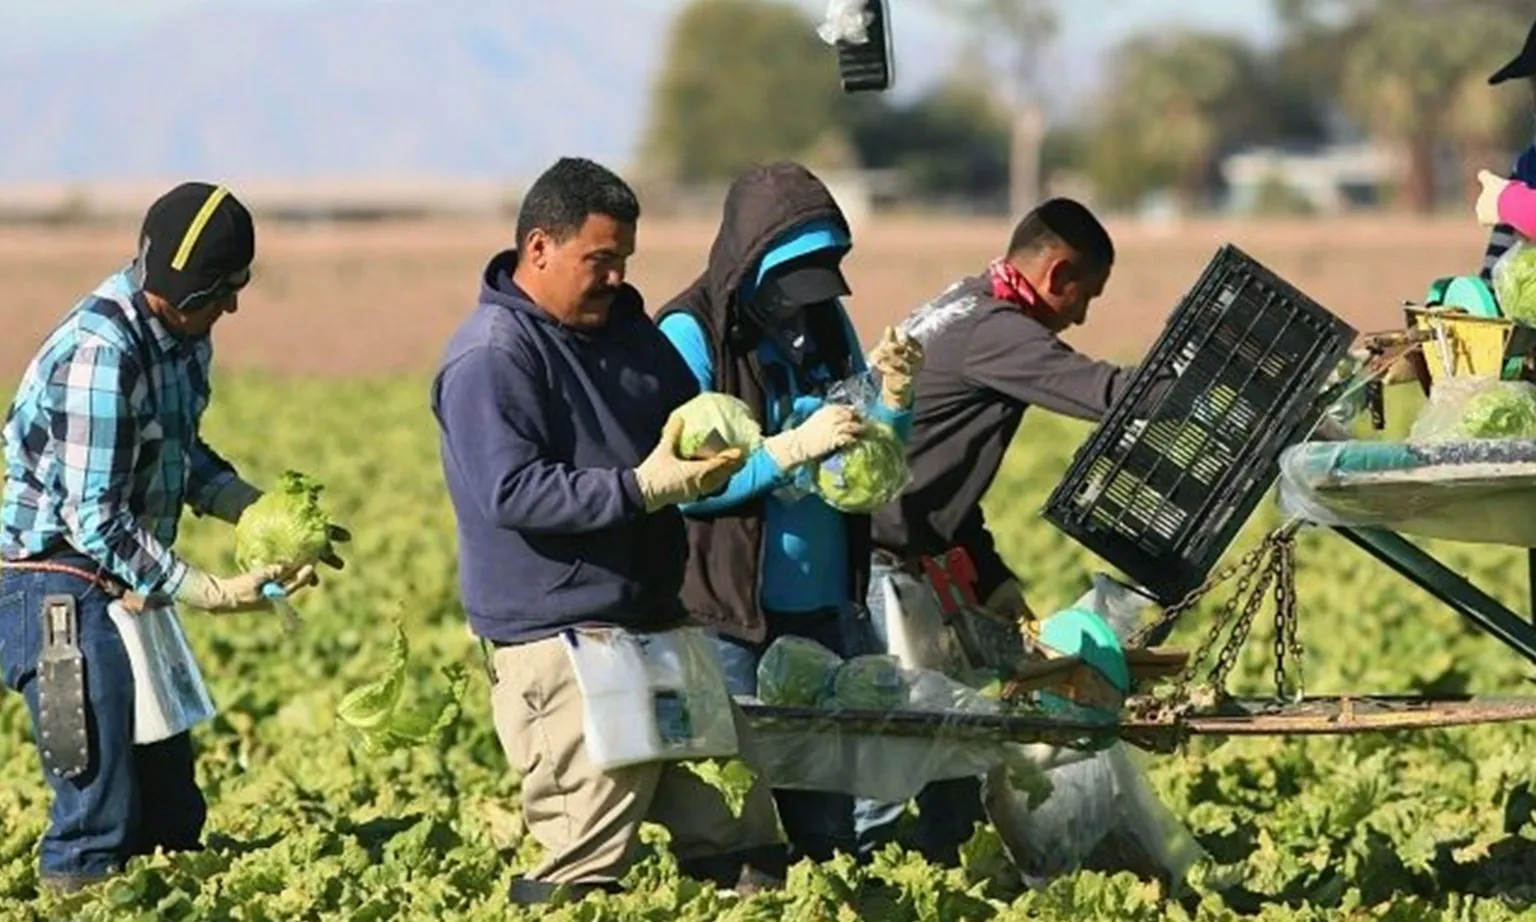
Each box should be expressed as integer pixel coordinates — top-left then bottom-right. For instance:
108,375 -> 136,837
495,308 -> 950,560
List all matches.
680,844 -> 789,894
506,875 -> 622,906
39,871 -> 116,895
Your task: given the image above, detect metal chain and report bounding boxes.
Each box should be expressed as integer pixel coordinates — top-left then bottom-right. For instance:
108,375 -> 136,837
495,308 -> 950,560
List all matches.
1129,524 -> 1303,720
1272,531 -> 1304,703
1125,536 -> 1278,650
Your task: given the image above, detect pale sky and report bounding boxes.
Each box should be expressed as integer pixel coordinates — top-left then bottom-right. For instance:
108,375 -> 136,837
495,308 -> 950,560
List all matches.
0,0 -> 1282,101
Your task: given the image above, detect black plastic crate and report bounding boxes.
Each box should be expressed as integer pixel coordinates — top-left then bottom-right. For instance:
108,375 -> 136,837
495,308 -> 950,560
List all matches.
1042,244 -> 1357,605
834,0 -> 894,92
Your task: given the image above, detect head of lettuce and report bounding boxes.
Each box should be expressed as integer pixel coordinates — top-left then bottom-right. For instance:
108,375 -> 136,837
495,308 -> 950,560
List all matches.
234,470 -> 350,579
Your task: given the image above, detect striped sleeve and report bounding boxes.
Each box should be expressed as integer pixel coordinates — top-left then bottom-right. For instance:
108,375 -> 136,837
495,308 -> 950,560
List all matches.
1482,145 -> 1536,282
48,342 -> 189,595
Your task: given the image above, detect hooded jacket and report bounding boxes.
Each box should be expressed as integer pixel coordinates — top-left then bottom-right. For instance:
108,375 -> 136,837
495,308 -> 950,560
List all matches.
654,162 -> 893,644
432,249 -> 698,644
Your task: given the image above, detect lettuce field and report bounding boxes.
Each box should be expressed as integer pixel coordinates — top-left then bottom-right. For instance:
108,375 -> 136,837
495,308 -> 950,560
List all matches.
2,215 -> 1535,920
0,371 -> 1534,922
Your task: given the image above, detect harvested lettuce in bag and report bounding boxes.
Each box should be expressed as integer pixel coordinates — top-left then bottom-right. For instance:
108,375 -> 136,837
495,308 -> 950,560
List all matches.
814,421 -> 909,513
1408,377 -> 1536,443
756,636 -> 842,706
668,393 -> 763,459
774,368 -> 912,511
830,654 -> 909,710
235,470 -> 335,571
1493,239 -> 1536,325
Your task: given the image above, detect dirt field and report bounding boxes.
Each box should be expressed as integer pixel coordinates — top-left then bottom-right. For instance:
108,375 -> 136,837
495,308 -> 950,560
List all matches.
0,214 -> 1497,380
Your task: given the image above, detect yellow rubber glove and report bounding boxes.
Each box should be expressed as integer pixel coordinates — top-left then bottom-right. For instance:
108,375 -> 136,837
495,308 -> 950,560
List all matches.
868,326 -> 925,409
634,417 -> 746,512
762,405 -> 864,472
1477,169 -> 1511,227
173,564 -> 315,614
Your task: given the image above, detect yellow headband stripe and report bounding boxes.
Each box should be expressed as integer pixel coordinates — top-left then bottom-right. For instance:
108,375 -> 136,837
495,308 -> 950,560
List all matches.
170,186 -> 230,271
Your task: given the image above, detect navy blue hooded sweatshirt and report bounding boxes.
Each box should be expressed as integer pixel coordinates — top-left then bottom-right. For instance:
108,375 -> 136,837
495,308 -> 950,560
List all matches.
431,250 -> 700,644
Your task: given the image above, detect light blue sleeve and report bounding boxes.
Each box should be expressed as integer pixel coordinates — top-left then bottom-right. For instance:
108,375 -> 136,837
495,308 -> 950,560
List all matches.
658,313 -> 794,515
836,303 -> 913,442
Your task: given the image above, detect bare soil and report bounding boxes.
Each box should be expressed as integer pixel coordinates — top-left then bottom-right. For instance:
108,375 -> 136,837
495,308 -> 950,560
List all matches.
0,214 -> 1495,380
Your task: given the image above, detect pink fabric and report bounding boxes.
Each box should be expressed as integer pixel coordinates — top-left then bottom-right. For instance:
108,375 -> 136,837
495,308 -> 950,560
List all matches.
1499,180 -> 1536,238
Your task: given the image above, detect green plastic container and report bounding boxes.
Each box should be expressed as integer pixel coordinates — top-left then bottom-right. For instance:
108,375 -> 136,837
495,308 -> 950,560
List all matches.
1037,607 -> 1131,747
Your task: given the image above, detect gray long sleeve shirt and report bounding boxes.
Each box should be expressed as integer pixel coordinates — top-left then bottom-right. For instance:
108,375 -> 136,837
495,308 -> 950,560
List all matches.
872,273 -> 1155,600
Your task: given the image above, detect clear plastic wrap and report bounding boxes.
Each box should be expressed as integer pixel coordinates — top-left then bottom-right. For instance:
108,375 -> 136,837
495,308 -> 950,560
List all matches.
1492,237 -> 1536,324
984,576 -> 1209,891
816,0 -> 874,45
1407,376 -> 1536,443
745,635 -> 1089,803
773,369 -> 913,512
756,636 -> 843,707
1275,438 -> 1536,546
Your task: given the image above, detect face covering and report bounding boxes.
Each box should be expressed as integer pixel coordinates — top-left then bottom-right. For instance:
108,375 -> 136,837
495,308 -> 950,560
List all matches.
746,275 -> 813,365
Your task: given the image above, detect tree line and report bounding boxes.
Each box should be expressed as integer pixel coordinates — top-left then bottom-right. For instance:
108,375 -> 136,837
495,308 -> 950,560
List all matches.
637,0 -> 1536,214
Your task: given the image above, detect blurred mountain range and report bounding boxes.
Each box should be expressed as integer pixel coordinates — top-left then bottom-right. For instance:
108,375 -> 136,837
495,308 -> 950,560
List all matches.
0,0 -> 678,183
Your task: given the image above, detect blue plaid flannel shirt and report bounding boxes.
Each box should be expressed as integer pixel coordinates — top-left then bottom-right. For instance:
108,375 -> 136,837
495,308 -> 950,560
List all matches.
1,269 -> 238,596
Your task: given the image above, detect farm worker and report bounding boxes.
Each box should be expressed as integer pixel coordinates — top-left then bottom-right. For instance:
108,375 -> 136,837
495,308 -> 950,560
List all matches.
654,160 -> 924,865
430,156 -> 789,907
1476,171 -> 1536,238
1476,17 -> 1536,282
850,198 -> 1173,867
0,181 -> 344,893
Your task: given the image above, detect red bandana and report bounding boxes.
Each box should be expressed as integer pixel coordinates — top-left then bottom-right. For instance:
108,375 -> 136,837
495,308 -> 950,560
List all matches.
987,258 -> 1040,310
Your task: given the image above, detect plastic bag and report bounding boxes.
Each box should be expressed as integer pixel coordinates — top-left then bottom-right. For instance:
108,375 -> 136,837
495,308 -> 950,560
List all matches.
745,639 -> 1088,802
1275,438 -> 1536,546
1493,237 -> 1536,325
1406,376 -> 1536,443
774,370 -> 913,512
565,626 -> 740,770
756,636 -> 843,707
984,574 -> 1209,891
985,744 -> 1207,890
816,0 -> 874,46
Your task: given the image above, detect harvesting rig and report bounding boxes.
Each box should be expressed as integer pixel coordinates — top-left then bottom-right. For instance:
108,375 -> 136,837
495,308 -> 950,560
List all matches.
737,2 -> 1536,778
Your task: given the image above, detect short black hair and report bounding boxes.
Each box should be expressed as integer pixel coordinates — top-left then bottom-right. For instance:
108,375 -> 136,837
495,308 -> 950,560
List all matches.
515,157 -> 641,248
1006,198 -> 1114,271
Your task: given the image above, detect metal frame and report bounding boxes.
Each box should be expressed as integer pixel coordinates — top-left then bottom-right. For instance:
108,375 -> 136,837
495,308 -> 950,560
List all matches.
1332,525 -> 1536,665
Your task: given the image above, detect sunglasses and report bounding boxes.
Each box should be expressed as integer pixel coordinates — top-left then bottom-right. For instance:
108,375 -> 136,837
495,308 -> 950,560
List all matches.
174,265 -> 252,312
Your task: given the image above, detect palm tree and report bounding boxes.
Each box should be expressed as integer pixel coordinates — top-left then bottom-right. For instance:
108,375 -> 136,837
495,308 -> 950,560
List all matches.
1340,7 -> 1523,212
1087,32 -> 1257,211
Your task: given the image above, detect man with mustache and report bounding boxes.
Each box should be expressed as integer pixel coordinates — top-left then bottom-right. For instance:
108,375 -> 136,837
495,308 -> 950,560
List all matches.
432,156 -> 789,906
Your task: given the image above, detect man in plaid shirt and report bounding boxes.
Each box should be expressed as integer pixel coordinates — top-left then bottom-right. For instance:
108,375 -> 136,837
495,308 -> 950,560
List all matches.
0,182 -> 345,892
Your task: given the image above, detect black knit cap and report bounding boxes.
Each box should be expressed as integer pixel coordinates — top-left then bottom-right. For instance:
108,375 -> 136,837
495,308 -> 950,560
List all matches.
136,182 -> 255,311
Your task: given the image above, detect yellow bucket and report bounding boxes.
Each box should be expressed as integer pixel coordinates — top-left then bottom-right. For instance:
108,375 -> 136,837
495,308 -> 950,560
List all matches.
1404,307 -> 1521,383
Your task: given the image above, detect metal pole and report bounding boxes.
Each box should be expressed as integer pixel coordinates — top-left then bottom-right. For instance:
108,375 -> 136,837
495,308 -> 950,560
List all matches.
1333,526 -> 1536,666
1528,548 -> 1536,625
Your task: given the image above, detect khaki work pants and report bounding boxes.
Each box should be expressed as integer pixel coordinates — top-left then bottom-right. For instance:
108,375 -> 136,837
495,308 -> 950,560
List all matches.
490,635 -> 785,887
